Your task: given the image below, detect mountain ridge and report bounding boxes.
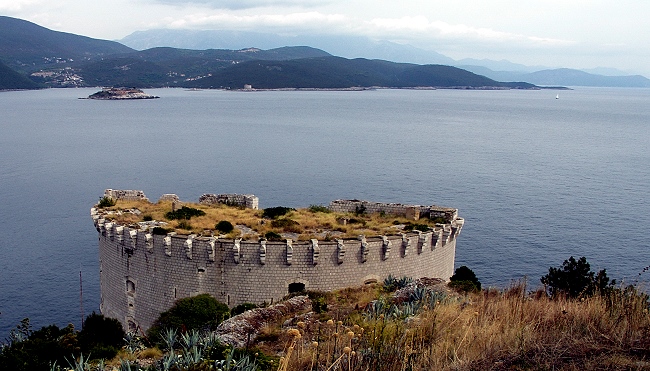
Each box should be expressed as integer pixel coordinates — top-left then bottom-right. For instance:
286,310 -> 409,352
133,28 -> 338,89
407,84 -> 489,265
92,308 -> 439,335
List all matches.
181,56 -> 536,90
119,28 -> 649,88
460,65 -> 650,88
0,16 -> 134,73
0,16 -> 537,90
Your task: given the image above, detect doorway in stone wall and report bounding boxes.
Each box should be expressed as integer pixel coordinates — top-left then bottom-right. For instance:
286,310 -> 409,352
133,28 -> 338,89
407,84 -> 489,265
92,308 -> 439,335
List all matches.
288,282 -> 305,293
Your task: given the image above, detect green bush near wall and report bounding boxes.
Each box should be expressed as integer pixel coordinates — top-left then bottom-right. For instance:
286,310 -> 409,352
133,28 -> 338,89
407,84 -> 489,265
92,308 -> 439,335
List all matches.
147,294 -> 229,343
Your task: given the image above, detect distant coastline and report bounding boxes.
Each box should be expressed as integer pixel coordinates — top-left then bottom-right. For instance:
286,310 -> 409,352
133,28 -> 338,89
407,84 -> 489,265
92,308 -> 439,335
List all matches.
231,85 -> 569,92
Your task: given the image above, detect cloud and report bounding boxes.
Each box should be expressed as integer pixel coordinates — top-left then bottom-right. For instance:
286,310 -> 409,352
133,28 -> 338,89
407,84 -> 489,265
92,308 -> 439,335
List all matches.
150,0 -> 329,10
159,11 -> 350,32
157,11 -> 575,51
0,0 -> 44,12
367,16 -> 575,48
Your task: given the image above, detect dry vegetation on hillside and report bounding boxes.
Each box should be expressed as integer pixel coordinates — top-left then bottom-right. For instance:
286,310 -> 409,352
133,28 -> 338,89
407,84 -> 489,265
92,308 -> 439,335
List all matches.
81,279 -> 650,371
278,284 -> 650,370
11,275 -> 649,370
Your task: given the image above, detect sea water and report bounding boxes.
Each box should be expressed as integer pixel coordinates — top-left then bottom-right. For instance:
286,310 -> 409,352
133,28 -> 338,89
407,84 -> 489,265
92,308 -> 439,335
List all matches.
1,87 -> 649,337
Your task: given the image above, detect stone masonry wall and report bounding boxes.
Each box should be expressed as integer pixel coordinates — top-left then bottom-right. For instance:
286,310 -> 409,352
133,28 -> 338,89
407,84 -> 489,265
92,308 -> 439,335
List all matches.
104,189 -> 149,202
199,194 -> 259,210
95,216 -> 464,333
328,200 -> 458,222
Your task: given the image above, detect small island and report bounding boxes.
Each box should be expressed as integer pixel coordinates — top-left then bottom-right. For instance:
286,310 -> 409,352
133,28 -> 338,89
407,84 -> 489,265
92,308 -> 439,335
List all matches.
86,87 -> 159,100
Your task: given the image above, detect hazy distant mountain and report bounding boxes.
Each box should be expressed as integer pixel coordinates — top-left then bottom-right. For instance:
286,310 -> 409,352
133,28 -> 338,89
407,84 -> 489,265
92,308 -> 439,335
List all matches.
522,68 -> 650,87
0,16 -> 134,73
456,58 -> 544,73
0,59 -> 40,89
460,65 -> 650,87
119,29 -> 455,65
121,29 -> 650,87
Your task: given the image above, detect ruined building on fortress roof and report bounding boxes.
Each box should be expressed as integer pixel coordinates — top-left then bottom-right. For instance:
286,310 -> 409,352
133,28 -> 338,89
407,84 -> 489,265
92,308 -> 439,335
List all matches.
92,189 -> 464,332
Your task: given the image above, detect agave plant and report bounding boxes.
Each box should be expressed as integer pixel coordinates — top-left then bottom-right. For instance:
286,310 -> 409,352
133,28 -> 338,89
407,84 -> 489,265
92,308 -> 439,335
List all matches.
65,353 -> 91,371
124,331 -> 144,353
214,349 -> 257,371
160,350 -> 177,371
162,328 -> 177,351
179,329 -> 200,351
119,359 -> 139,371
408,286 -> 428,303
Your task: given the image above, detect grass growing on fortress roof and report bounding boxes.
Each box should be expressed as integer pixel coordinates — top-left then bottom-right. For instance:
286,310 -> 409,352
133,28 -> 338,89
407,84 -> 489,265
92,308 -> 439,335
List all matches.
99,199 -> 439,239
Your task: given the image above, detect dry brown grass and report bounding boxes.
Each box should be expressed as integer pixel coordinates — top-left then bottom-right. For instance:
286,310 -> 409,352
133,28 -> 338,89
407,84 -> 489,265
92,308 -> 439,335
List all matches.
98,200 -> 437,239
275,282 -> 650,371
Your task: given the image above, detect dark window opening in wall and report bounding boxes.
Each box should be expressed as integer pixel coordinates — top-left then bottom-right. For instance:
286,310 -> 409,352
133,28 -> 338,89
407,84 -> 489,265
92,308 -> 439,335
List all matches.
197,267 -> 206,273
126,279 -> 135,294
364,278 -> 378,285
128,320 -> 137,332
174,288 -> 177,298
227,295 -> 230,306
288,282 -> 305,293
129,303 -> 134,307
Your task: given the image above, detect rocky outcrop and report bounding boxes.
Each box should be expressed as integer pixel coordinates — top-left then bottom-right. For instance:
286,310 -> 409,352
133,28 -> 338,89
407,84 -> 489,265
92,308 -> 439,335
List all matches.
87,88 -> 158,100
215,296 -> 311,348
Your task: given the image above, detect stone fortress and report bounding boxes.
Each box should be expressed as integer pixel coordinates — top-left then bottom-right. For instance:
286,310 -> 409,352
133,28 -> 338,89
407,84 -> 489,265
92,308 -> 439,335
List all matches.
91,189 -> 464,332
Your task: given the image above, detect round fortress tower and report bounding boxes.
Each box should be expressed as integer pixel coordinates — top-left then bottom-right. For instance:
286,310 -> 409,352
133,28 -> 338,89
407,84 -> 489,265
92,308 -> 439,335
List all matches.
92,190 -> 464,332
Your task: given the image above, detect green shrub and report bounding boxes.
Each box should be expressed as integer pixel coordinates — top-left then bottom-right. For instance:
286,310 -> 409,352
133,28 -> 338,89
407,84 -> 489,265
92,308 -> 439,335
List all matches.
97,196 -> 116,208
176,220 -> 192,230
142,215 -> 153,221
431,217 -> 448,224
262,206 -> 294,219
230,303 -> 258,316
308,204 -> 331,213
270,218 -> 301,233
152,226 -> 171,235
264,231 -> 283,241
347,218 -> 366,225
541,256 -> 614,299
307,291 -> 329,313
0,320 -> 78,371
215,220 -> 234,234
147,294 -> 229,344
449,266 -> 481,293
354,204 -> 367,215
403,223 -> 431,232
165,206 -> 206,220
78,312 -> 124,359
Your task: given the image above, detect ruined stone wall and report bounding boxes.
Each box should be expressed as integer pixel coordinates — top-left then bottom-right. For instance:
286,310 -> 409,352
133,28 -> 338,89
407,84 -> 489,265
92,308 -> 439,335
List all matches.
95,217 -> 464,332
199,193 -> 259,210
328,200 -> 458,222
104,189 -> 149,202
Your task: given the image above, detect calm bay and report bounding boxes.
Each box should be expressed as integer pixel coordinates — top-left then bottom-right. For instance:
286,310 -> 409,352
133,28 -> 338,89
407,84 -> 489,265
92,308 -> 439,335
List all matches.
1,87 -> 649,337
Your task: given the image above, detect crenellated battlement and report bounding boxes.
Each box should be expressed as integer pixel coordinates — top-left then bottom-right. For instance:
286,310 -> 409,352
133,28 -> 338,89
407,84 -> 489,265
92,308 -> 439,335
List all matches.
93,219 -> 463,266
94,190 -> 463,332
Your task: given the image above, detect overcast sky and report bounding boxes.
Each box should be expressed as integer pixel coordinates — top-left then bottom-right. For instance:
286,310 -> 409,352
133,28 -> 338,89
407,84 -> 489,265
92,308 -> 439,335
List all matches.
2,0 -> 649,75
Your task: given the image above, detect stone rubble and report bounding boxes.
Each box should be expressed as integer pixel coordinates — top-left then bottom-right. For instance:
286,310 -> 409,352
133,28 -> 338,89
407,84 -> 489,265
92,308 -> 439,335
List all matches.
215,295 -> 312,348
